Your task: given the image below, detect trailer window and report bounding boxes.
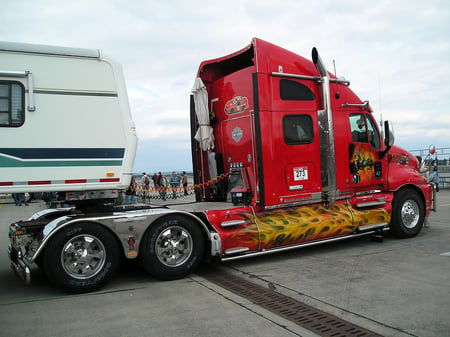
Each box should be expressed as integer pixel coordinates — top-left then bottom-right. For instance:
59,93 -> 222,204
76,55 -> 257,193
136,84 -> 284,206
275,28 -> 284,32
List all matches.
280,79 -> 315,101
283,115 -> 314,145
0,82 -> 24,127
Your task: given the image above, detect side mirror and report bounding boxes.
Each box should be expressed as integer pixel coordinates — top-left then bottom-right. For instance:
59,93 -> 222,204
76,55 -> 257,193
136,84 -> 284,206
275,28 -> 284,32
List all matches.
384,120 -> 395,147
379,120 -> 394,159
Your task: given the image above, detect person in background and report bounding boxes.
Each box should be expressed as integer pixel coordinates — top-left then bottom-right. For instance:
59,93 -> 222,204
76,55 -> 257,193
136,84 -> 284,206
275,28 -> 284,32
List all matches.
430,164 -> 440,192
169,171 -> 179,199
15,193 -> 28,206
142,172 -> 150,198
181,171 -> 188,195
152,173 -> 157,188
160,174 -> 168,201
156,172 -> 162,188
416,156 -> 430,180
125,177 -> 138,204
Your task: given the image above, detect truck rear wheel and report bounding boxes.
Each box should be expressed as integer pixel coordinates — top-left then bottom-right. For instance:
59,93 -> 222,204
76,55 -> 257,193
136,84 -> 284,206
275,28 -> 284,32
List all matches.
390,189 -> 425,238
42,223 -> 120,293
140,215 -> 205,280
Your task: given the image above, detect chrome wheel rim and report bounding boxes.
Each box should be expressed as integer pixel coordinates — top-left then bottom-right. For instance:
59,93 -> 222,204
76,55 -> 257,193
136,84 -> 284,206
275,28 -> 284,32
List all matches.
155,226 -> 193,267
61,234 -> 106,279
401,200 -> 420,229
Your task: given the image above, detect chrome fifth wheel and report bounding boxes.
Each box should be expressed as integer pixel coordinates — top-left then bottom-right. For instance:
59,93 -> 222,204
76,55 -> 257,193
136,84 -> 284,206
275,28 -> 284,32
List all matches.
140,215 -> 205,280
390,189 -> 425,238
42,223 -> 120,293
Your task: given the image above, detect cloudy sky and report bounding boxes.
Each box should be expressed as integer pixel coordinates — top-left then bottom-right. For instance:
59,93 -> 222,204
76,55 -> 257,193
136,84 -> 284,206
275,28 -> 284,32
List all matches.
1,0 -> 449,172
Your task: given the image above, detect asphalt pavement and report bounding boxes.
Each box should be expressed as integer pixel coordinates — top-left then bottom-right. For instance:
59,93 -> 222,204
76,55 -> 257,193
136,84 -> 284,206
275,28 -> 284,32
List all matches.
0,191 -> 449,337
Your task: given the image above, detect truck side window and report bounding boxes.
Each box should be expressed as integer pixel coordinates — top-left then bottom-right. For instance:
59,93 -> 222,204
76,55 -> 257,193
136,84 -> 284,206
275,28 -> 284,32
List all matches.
283,115 -> 314,145
0,82 -> 25,127
349,114 -> 368,143
280,79 -> 315,101
366,115 -> 381,150
349,113 -> 381,150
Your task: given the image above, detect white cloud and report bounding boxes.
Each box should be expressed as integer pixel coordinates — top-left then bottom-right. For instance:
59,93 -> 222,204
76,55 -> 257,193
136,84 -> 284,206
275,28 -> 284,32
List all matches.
1,0 -> 450,171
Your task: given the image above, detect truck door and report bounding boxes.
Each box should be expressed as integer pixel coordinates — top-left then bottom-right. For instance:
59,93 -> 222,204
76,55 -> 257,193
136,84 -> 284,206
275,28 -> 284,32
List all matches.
267,77 -> 322,207
280,113 -> 321,200
348,113 -> 385,191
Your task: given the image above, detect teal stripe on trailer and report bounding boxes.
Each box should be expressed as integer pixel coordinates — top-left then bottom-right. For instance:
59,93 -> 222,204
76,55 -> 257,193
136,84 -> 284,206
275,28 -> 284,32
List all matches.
0,148 -> 125,159
0,156 -> 122,168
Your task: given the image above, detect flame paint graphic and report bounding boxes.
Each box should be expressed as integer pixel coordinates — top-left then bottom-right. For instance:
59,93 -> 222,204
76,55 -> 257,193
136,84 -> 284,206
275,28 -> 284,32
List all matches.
350,144 -> 376,184
228,202 -> 390,250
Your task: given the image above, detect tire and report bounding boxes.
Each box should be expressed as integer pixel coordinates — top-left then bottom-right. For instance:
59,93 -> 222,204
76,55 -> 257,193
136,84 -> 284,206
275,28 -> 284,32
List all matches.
42,223 -> 120,293
140,215 -> 205,280
390,189 -> 425,238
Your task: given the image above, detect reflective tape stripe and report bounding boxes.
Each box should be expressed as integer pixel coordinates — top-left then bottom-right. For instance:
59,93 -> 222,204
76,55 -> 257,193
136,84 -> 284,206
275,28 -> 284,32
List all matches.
0,178 -> 121,186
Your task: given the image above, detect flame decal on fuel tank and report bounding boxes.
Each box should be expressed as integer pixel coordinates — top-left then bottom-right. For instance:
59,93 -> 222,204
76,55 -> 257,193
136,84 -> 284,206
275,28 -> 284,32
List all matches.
227,202 -> 390,250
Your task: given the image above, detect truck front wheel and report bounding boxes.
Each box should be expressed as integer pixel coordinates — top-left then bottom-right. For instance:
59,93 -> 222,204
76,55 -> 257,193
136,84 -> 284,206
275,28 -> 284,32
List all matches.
42,223 -> 120,293
140,215 -> 205,280
390,189 -> 425,238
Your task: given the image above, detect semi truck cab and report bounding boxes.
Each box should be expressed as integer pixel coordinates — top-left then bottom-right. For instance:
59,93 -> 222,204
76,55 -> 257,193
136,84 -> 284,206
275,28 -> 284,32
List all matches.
7,38 -> 435,293
192,38 -> 434,253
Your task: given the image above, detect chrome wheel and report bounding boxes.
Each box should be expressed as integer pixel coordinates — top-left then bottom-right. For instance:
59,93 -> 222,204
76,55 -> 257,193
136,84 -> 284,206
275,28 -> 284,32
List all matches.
140,216 -> 205,280
401,199 -> 420,229
61,234 -> 106,279
155,226 -> 193,267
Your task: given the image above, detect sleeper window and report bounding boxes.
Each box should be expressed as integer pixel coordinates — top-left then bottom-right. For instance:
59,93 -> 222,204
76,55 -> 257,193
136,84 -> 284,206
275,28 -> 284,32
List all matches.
280,79 -> 315,101
283,115 -> 314,145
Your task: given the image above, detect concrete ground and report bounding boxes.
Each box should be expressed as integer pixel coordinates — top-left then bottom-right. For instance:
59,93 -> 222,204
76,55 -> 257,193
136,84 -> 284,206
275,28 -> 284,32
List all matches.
0,191 -> 449,337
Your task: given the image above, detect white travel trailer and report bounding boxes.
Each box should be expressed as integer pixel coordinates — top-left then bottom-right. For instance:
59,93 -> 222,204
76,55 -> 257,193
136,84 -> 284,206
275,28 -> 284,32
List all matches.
0,41 -> 137,197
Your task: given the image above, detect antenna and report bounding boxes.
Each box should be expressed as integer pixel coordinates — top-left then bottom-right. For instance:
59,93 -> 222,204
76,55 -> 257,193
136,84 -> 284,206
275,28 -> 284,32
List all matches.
378,69 -> 383,130
332,60 -> 340,99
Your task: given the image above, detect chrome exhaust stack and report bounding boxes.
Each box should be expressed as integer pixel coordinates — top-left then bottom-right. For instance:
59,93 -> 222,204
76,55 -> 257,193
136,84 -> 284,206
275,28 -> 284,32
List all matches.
312,47 -> 337,205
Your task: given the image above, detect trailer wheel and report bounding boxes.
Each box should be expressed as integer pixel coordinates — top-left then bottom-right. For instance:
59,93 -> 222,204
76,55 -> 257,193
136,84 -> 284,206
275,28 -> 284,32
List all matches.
140,215 -> 205,280
390,189 -> 425,238
42,223 -> 120,293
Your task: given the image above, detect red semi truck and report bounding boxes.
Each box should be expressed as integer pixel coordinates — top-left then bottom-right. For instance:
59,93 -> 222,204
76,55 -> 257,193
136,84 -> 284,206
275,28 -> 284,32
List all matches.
8,38 -> 435,292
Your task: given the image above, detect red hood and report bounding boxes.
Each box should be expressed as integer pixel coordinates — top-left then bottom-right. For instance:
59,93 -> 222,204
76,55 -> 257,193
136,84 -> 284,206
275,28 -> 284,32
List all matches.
389,145 -> 419,171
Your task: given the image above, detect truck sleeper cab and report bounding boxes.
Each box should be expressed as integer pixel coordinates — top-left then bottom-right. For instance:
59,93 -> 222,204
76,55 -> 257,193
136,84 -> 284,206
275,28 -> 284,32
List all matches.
191,38 -> 434,256
8,38 -> 435,293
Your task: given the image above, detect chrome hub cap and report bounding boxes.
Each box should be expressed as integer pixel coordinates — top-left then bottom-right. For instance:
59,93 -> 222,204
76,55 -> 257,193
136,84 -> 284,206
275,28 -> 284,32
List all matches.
61,234 -> 106,279
155,226 -> 193,267
401,200 -> 420,229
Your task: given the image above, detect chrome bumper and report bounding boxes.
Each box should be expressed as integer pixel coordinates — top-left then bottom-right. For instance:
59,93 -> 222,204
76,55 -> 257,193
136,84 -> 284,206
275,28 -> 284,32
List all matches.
8,244 -> 31,284
431,183 -> 437,212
